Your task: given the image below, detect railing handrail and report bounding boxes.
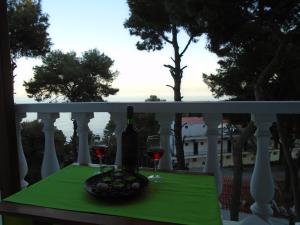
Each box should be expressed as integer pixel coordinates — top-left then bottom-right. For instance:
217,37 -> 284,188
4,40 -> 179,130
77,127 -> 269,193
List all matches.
15,101 -> 300,114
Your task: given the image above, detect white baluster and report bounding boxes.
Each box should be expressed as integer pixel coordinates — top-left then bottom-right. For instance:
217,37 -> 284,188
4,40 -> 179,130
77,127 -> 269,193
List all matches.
203,113 -> 222,195
156,113 -> 173,171
242,114 -> 275,224
15,113 -> 28,188
38,113 -> 60,178
110,112 -> 126,167
71,113 -> 94,165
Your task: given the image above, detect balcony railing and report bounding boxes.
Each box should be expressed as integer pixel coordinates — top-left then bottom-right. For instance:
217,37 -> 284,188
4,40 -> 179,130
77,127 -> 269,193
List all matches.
14,101 -> 300,225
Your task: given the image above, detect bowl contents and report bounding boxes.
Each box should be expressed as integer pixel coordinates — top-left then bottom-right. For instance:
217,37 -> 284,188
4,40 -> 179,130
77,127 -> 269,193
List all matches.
85,169 -> 148,200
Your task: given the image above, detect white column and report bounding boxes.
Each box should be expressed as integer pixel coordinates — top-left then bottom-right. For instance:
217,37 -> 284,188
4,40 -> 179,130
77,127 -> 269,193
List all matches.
203,113 -> 222,195
248,114 -> 275,223
72,112 -> 94,165
15,113 -> 28,188
38,113 -> 60,178
110,112 -> 126,167
156,113 -> 173,171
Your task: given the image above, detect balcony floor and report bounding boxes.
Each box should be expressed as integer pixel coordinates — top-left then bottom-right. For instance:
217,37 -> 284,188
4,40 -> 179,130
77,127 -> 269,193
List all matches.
221,210 -> 288,225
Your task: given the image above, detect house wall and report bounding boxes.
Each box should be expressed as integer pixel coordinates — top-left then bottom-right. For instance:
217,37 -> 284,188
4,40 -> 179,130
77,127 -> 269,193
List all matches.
183,149 -> 281,169
182,123 -> 207,137
183,138 -> 230,157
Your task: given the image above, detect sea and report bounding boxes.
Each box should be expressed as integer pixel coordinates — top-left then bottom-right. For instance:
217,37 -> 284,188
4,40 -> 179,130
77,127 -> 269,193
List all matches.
15,95 -> 215,142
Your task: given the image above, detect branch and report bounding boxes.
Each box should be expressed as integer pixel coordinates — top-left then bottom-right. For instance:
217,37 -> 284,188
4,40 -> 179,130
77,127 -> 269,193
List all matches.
179,36 -> 194,57
254,36 -> 289,100
49,95 -> 60,103
163,64 -> 175,70
164,64 -> 176,78
181,65 -> 187,71
166,84 -> 175,90
170,57 -> 175,63
162,34 -> 172,44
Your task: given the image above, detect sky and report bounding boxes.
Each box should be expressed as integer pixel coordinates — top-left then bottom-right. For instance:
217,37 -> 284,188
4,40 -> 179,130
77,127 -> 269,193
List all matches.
14,0 -> 219,103
13,0 -> 221,139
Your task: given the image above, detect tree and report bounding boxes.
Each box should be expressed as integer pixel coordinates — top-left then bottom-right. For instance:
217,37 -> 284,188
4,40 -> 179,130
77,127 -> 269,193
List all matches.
7,0 -> 51,69
124,0 -> 203,169
24,49 -> 119,161
21,120 -> 66,184
24,49 -> 119,102
192,0 -> 300,221
169,0 -> 300,220
0,0 -> 20,197
145,95 -> 166,102
1,0 -> 50,195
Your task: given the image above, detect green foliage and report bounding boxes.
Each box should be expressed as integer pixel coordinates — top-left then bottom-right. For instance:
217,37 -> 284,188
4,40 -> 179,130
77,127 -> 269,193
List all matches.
7,0 -> 51,59
23,49 -> 119,102
124,0 -> 200,51
145,95 -> 166,102
197,0 -> 300,100
21,120 -> 66,184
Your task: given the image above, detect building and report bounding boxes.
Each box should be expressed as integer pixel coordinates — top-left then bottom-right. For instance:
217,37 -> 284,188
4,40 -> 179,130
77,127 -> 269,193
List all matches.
172,117 -> 280,169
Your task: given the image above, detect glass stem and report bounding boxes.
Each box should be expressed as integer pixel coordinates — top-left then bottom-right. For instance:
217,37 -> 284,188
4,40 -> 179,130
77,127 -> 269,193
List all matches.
99,157 -> 103,173
154,159 -> 159,177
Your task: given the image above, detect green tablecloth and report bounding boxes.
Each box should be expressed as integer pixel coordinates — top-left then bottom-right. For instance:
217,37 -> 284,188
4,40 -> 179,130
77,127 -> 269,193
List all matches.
5,165 -> 222,225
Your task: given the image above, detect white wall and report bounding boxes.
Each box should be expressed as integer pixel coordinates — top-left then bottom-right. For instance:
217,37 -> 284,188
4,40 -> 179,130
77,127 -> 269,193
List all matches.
182,122 -> 207,137
183,138 -> 231,156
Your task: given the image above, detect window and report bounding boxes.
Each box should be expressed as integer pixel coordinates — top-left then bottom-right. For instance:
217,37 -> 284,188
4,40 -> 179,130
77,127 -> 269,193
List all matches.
193,142 -> 199,155
218,140 -> 221,144
242,154 -> 247,158
192,158 -> 197,162
227,140 -> 232,153
185,125 -> 188,129
226,155 -> 231,159
185,142 -> 189,146
200,142 -> 204,145
202,161 -> 206,165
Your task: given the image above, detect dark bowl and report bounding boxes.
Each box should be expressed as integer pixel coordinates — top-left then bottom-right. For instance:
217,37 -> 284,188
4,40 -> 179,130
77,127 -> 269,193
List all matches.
85,169 -> 148,201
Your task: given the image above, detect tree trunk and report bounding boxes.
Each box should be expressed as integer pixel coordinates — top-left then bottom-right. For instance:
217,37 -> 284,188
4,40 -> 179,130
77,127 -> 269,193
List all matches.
71,120 -> 78,162
230,121 -> 256,220
277,115 -> 300,221
171,25 -> 185,170
0,0 -> 21,197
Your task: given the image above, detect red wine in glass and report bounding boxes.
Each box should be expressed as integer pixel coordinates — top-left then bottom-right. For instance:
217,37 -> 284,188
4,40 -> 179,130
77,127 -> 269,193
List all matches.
95,146 -> 107,158
146,135 -> 164,182
93,145 -> 108,173
147,148 -> 164,161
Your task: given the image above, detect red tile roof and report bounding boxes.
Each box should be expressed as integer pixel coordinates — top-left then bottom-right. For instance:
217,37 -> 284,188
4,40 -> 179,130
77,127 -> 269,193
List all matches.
182,117 -> 204,124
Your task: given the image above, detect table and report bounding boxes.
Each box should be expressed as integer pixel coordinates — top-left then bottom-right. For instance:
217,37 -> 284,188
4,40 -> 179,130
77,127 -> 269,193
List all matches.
0,165 -> 222,225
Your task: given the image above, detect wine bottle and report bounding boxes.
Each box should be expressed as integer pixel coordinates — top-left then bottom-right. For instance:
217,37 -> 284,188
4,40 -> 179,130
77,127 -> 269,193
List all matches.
122,106 -> 139,173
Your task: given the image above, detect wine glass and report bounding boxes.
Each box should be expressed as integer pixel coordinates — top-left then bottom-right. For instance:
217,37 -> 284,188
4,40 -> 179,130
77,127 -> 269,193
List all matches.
93,144 -> 108,173
146,135 -> 164,182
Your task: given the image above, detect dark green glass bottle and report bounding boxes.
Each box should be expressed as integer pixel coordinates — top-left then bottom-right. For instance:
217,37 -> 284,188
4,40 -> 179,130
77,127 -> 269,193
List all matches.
122,106 -> 138,173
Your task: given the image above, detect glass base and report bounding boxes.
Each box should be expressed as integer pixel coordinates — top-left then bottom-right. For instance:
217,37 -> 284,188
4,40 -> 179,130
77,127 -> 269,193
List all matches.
93,165 -> 114,175
148,174 -> 163,182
